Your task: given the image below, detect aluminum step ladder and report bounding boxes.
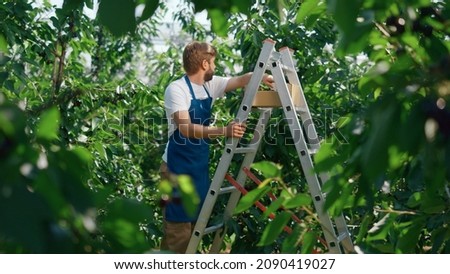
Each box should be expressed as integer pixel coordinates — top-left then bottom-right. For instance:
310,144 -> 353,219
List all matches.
186,39 -> 354,254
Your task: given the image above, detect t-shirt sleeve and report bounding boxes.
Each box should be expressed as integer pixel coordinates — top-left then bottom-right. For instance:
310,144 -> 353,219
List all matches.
207,76 -> 230,99
164,82 -> 190,116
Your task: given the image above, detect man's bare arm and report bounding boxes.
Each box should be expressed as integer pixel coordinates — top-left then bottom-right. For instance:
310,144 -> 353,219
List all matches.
173,110 -> 246,139
225,72 -> 274,93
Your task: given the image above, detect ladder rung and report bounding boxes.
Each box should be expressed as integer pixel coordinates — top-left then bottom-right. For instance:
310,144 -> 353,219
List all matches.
269,52 -> 281,61
219,186 -> 237,194
268,56 -> 295,73
337,232 -> 350,242
235,147 -> 258,154
308,148 -> 319,155
295,107 -> 307,113
204,223 -> 224,235
280,63 -> 296,73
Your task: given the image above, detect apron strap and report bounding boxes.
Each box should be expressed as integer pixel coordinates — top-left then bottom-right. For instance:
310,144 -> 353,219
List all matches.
184,75 -> 212,100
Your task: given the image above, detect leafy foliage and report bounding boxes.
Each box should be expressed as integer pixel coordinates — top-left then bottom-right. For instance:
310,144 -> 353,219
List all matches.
0,0 -> 166,253
1,0 -> 449,254
319,0 -> 450,254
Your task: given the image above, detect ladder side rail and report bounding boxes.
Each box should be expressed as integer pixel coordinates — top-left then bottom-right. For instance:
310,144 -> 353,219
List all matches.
333,214 -> 355,253
234,39 -> 276,124
186,40 -> 276,254
270,61 -> 342,254
279,48 -> 320,150
217,38 -> 275,163
185,144 -> 236,253
280,49 -> 355,253
209,108 -> 272,253
318,172 -> 354,253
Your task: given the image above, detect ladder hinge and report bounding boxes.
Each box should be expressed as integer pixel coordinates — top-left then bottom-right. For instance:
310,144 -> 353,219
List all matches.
235,147 -> 258,154
220,186 -> 237,195
204,223 -> 224,235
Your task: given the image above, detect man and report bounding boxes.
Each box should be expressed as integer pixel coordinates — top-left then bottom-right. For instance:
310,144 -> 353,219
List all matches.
160,41 -> 273,253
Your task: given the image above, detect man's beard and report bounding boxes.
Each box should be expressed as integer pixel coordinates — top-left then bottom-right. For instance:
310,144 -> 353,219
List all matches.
204,69 -> 214,82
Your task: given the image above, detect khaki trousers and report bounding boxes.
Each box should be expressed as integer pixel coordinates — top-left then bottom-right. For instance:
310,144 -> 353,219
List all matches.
159,162 -> 195,254
160,219 -> 195,254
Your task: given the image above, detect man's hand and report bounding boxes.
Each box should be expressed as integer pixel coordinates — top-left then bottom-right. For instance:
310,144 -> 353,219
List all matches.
225,121 -> 247,138
262,74 -> 275,89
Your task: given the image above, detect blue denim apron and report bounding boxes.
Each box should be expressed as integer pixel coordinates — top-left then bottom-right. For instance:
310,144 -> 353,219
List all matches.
166,75 -> 212,222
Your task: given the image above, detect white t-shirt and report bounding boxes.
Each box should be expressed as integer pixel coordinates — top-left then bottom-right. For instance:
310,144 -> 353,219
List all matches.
162,75 -> 230,162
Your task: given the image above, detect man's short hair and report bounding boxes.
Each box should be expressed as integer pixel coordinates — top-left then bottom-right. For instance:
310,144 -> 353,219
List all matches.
183,41 -> 217,75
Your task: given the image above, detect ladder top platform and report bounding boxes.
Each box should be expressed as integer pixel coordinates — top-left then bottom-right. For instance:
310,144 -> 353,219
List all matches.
252,84 -> 302,107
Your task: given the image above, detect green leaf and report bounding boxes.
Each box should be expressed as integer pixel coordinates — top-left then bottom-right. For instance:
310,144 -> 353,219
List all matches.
0,33 -> 7,53
49,149 -> 93,212
283,193 -> 312,209
258,211 -> 291,246
395,221 -> 424,253
158,179 -> 172,195
138,0 -> 159,23
301,231 -> 317,254
366,213 -> 397,242
58,0 -> 84,20
70,146 -> 93,165
336,23 -> 372,55
282,225 -> 304,253
323,178 -> 354,215
400,104 -> 425,154
234,185 -> 271,214
178,175 -> 200,217
314,141 -> 337,172
263,196 -> 285,219
420,192 -> 446,214
296,0 -> 326,25
0,184 -> 52,253
422,36 -> 449,62
406,192 -> 422,208
388,145 -> 407,170
49,16 -> 61,29
327,0 -> 363,33
36,107 -> 60,141
101,198 -> 152,252
0,113 -> 13,136
4,79 -> 14,92
304,13 -> 323,29
12,63 -> 25,80
0,54 -> 10,66
355,213 -> 374,245
34,172 -> 70,218
85,0 -> 94,9
208,9 -> 229,37
98,0 -> 136,36
94,142 -> 108,161
231,0 -> 252,14
252,161 -> 282,179
62,0 -> 84,10
362,96 -> 399,179
0,72 -> 8,84
430,227 -> 450,253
